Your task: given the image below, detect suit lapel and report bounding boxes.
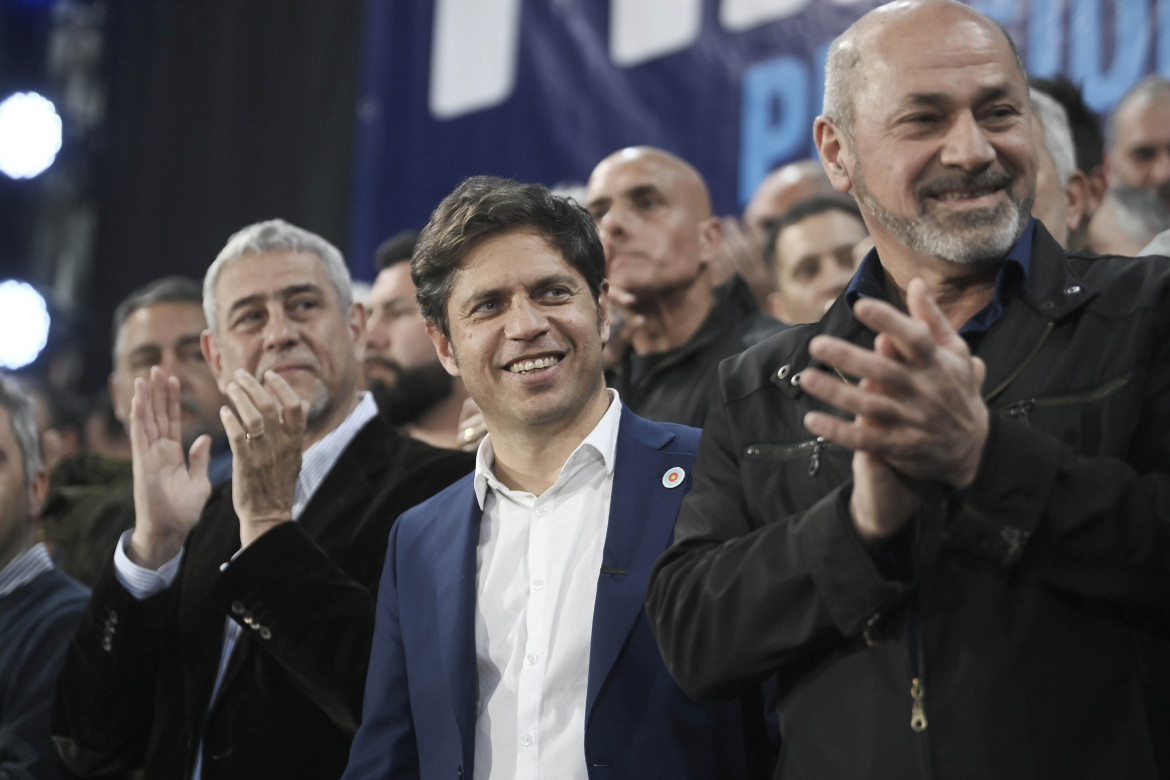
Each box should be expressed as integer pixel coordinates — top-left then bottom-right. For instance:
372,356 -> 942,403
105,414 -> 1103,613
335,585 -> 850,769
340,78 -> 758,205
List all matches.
432,484 -> 481,766
586,409 -> 691,721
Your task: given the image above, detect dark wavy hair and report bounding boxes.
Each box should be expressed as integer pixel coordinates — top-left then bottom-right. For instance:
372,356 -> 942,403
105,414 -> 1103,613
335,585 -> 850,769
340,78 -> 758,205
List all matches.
413,176 -> 605,336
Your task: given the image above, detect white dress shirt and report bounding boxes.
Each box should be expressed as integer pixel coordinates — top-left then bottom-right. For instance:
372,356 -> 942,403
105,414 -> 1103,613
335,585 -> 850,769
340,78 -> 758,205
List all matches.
471,390 -> 621,780
112,392 -> 378,779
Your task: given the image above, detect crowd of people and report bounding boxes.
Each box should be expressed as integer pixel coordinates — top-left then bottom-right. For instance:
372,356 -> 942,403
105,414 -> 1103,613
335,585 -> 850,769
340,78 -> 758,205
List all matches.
2,0 -> 1169,777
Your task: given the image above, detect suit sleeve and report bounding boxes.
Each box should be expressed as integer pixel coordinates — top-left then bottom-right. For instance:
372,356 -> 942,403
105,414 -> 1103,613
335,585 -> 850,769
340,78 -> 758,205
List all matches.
53,563 -> 177,777
210,521 -> 376,735
340,519 -> 419,780
208,444 -> 473,736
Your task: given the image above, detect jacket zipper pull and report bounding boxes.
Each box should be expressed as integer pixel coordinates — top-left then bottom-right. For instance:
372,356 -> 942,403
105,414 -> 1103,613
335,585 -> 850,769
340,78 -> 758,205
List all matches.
808,437 -> 825,476
910,678 -> 928,732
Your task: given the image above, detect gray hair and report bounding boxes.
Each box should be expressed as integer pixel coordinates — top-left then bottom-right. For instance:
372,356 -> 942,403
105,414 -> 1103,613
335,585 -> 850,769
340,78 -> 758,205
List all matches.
1107,75 -> 1170,150
1030,89 -> 1076,188
111,276 -> 203,366
203,219 -> 353,333
0,374 -> 43,486
822,4 -> 1026,138
1104,185 -> 1170,242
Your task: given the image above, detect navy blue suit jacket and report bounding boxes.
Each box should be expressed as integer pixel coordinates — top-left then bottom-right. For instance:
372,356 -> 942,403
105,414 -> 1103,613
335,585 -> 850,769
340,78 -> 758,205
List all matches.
343,407 -> 751,779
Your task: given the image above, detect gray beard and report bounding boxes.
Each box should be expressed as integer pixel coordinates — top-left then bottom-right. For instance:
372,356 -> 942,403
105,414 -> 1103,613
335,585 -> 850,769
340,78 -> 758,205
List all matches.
853,160 -> 1032,266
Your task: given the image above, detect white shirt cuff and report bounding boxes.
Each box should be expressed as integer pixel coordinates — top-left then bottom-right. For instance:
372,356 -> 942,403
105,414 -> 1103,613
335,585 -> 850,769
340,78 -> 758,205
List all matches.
113,529 -> 183,599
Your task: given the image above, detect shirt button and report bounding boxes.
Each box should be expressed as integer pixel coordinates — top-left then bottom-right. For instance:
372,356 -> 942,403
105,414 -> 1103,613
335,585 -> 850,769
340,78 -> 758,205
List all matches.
535,504 -> 550,517
519,734 -> 534,747
525,653 -> 538,666
532,579 -> 544,591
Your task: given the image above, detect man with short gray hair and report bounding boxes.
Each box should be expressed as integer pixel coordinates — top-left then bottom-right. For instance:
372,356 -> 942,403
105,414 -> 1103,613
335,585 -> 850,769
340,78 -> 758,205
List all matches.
1029,88 -> 1091,248
1107,75 -> 1170,215
54,219 -> 473,780
0,374 -> 89,779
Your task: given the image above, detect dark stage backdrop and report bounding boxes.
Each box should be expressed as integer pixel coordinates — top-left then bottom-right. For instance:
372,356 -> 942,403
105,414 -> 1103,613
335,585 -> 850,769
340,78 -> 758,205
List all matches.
79,0 -> 365,392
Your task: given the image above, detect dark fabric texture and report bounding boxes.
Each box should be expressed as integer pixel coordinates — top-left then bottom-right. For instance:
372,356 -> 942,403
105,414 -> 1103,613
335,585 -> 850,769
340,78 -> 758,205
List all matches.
607,274 -> 786,428
1,566 -> 89,780
647,224 -> 1170,779
53,416 -> 473,780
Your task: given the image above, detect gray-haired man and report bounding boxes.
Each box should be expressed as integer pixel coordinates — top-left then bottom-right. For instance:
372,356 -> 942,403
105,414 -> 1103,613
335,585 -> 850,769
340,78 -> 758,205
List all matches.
54,219 -> 472,779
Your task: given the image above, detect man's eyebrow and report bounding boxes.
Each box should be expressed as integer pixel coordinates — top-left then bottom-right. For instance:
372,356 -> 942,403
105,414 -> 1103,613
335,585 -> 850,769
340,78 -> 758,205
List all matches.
625,183 -> 663,201
899,84 -> 1018,111
126,344 -> 161,361
177,334 -> 203,349
457,273 -> 580,308
226,283 -> 324,318
279,283 -> 323,300
585,194 -> 610,211
227,293 -> 265,319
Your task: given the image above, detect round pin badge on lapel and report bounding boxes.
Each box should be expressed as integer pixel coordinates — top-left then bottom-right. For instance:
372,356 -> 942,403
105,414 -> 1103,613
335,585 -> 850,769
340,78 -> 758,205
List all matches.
662,467 -> 686,488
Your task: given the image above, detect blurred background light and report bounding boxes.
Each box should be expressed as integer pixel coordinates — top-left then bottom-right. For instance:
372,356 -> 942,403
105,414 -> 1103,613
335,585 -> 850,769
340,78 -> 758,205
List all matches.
0,280 -> 51,368
0,91 -> 63,179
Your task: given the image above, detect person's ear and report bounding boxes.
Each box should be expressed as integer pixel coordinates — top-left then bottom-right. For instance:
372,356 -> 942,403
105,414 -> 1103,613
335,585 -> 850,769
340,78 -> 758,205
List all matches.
815,116 -> 855,194
426,321 -> 461,377
1064,170 -> 1091,236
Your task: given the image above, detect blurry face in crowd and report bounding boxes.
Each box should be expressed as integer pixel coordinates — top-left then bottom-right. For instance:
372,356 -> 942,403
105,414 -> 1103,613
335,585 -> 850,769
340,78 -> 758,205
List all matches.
364,261 -> 453,424
110,301 -> 225,449
1110,94 -> 1170,213
0,407 -> 45,571
767,209 -> 868,324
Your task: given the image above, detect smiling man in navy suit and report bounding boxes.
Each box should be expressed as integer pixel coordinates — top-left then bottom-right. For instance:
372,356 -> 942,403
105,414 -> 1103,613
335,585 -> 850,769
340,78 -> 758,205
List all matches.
342,176 -> 762,779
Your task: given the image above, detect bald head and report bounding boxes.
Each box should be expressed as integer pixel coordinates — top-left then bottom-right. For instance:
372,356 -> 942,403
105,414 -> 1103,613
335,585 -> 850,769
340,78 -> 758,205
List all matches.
588,147 -> 712,217
743,160 -> 836,238
584,146 -> 720,305
823,0 -> 1026,138
1107,76 -> 1170,212
813,0 -> 1035,268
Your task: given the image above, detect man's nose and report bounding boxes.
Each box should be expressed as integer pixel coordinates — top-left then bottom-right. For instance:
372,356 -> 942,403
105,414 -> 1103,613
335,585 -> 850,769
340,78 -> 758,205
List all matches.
598,206 -> 629,242
1149,151 -> 1170,186
939,112 -> 997,171
365,314 -> 390,351
262,308 -> 298,350
504,298 -> 550,340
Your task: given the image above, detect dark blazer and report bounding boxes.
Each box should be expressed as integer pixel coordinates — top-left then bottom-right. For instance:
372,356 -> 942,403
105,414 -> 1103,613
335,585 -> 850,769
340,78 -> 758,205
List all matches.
53,415 -> 474,780
343,407 -> 754,780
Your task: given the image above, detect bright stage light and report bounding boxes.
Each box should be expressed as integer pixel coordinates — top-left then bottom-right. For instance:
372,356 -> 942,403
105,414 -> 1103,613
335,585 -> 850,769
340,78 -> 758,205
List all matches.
0,92 -> 63,180
0,281 -> 51,369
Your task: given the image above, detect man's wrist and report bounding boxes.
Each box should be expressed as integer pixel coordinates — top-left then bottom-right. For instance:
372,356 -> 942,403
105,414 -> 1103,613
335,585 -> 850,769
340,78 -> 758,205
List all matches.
239,515 -> 292,547
127,528 -> 186,570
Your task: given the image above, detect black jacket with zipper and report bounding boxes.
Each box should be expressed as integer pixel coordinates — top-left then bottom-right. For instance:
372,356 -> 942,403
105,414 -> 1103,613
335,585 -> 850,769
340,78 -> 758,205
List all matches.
647,223 -> 1170,779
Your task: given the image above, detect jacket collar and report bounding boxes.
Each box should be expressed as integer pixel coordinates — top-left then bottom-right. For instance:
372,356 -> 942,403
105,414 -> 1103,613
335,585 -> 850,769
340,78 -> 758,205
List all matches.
439,408 -> 690,759
769,221 -> 1095,400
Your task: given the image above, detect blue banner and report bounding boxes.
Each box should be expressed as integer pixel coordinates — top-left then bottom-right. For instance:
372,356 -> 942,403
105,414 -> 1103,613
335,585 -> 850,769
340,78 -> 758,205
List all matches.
349,0 -> 1170,280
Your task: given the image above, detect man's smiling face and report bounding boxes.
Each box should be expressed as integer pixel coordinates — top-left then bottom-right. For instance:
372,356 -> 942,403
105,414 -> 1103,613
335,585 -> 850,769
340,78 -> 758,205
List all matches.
428,228 -> 609,439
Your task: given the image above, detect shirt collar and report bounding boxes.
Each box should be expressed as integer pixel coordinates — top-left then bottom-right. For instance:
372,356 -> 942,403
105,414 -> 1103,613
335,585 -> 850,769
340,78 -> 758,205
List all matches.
473,389 -> 622,509
293,391 -> 378,519
844,219 -> 1035,336
0,542 -> 54,598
